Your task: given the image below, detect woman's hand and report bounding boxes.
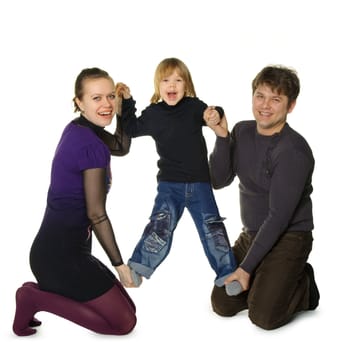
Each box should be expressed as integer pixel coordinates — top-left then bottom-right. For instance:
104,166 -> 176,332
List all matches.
115,82 -> 131,99
115,264 -> 138,288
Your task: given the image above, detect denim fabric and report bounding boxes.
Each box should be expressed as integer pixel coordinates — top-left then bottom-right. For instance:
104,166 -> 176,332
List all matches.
128,181 -> 237,285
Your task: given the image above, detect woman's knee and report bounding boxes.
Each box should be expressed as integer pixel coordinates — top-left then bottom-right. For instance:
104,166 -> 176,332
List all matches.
113,312 -> 137,335
87,286 -> 137,335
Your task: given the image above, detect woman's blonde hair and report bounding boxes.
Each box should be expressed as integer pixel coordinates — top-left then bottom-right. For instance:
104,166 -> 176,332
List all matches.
150,58 -> 196,103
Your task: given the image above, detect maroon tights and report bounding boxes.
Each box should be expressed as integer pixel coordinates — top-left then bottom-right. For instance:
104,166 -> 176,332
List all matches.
13,281 -> 136,336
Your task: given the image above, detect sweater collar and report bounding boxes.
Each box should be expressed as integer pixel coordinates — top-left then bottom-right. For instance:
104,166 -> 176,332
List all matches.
75,115 -> 104,136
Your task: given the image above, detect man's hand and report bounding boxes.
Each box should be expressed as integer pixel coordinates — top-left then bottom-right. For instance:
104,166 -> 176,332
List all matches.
204,106 -> 220,126
203,107 -> 229,138
224,267 -> 250,292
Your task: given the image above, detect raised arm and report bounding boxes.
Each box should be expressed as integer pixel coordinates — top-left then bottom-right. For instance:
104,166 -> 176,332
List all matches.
99,95 -> 131,156
203,106 -> 228,137
206,114 -> 236,189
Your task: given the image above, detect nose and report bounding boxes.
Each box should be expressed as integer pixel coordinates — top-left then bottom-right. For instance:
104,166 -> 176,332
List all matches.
261,98 -> 271,109
102,96 -> 113,107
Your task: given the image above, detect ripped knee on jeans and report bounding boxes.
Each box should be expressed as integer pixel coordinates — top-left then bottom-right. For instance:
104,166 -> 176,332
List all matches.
143,211 -> 171,253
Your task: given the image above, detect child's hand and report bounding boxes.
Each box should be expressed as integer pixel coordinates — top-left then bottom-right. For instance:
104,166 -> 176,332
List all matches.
116,82 -> 131,99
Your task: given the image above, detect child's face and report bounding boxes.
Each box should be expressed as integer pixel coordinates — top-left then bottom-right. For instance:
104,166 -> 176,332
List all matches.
159,70 -> 186,106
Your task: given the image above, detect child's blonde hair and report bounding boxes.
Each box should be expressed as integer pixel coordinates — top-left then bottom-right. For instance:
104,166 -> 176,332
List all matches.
151,58 -> 196,103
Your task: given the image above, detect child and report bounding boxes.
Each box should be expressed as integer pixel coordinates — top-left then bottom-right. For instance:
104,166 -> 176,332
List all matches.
117,58 -> 241,296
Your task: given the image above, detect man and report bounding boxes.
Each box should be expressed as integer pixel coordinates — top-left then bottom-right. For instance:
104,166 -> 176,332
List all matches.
206,65 -> 320,330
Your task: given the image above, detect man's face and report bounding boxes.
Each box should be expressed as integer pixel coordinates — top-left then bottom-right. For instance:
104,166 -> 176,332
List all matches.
252,83 -> 295,136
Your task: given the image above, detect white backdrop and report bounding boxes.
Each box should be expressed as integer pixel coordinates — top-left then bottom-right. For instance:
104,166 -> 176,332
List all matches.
1,0 -> 348,349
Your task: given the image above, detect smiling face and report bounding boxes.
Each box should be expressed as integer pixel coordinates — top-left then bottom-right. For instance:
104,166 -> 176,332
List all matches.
159,70 -> 186,106
252,83 -> 296,136
75,77 -> 116,127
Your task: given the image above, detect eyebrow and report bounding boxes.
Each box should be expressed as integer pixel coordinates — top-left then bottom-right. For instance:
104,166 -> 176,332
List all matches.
90,91 -> 116,96
255,89 -> 283,97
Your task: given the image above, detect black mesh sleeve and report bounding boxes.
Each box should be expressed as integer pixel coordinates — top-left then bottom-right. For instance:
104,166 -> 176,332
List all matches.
98,97 -> 131,156
99,116 -> 131,156
83,168 -> 123,266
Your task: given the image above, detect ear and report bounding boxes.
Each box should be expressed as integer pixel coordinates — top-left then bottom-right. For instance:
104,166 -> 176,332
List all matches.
287,100 -> 297,113
75,97 -> 84,112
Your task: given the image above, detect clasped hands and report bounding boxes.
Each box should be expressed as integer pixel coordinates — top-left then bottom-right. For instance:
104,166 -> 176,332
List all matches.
116,82 -> 131,99
203,106 -> 229,138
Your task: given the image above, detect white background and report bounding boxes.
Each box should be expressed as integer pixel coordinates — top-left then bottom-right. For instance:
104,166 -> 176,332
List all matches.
1,0 -> 349,349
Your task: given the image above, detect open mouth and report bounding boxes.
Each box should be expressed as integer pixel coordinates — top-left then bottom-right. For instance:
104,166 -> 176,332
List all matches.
258,111 -> 273,120
98,111 -> 113,117
167,92 -> 177,99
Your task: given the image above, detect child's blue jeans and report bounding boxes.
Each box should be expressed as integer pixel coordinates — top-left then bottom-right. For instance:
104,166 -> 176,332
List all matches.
128,181 -> 237,286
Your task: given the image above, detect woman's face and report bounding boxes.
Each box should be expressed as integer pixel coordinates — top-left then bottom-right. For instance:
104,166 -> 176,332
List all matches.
76,77 -> 116,127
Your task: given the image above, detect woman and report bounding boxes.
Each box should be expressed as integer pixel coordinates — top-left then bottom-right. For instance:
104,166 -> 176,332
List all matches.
12,67 -> 136,336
